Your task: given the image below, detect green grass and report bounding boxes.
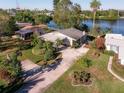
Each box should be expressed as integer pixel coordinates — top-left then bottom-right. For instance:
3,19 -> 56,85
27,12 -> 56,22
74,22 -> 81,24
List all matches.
45,49 -> 124,93
19,49 -> 44,63
112,58 -> 124,78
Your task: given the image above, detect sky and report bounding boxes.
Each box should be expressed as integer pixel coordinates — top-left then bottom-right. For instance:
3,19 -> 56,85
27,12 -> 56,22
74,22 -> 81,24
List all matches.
0,0 -> 124,10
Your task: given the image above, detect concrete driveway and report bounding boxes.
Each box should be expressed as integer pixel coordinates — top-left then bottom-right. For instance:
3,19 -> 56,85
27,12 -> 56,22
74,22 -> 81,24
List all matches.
15,46 -> 89,93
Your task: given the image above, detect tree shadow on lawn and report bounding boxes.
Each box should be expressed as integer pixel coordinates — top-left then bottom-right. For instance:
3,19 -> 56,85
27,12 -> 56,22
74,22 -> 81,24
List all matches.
47,58 -> 62,71
16,77 -> 45,93
16,58 -> 63,93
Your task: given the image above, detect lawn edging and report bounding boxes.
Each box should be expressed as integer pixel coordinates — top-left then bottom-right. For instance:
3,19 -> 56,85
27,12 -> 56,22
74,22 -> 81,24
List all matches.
107,56 -> 124,82
69,71 -> 94,87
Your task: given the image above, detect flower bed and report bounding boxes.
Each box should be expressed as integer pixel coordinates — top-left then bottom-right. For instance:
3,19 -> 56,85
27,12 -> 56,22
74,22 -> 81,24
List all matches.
70,71 -> 93,87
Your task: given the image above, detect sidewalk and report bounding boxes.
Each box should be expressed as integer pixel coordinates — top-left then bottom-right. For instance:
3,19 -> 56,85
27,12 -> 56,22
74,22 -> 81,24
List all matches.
107,56 -> 124,82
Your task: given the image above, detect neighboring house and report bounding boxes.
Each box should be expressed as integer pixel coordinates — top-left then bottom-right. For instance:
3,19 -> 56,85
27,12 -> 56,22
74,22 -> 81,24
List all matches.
40,28 -> 88,46
105,34 -> 124,65
16,22 -> 32,27
15,26 -> 45,40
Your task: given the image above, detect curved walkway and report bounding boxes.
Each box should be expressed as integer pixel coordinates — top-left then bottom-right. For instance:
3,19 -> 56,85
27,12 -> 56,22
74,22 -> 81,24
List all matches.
107,56 -> 124,82
15,47 -> 89,93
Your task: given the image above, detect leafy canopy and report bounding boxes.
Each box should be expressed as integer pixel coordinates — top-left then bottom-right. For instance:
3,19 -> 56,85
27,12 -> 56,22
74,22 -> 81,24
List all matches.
90,0 -> 101,10
54,0 -> 82,28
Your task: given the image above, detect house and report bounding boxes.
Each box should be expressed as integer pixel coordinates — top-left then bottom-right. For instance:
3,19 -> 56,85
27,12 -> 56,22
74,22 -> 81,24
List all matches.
40,28 -> 88,46
105,34 -> 124,65
16,22 -> 32,27
15,26 -> 45,40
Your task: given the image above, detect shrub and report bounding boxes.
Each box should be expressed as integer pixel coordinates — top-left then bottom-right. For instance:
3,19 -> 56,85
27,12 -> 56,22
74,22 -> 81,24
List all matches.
90,40 -> 96,49
55,38 -> 64,47
19,43 -> 32,50
72,71 -> 92,84
44,49 -> 55,61
31,34 -> 39,47
43,41 -> 54,51
37,39 -> 44,49
72,41 -> 80,48
83,57 -> 92,68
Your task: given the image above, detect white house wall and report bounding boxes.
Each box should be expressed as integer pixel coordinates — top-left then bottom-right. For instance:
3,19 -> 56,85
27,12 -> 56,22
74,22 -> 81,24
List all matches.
40,32 -> 76,46
59,33 -> 76,46
121,59 -> 124,65
119,46 -> 124,60
106,44 -> 111,51
105,34 -> 124,65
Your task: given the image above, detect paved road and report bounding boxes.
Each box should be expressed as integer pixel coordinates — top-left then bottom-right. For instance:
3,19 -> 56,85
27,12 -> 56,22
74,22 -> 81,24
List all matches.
108,56 -> 124,82
15,47 -> 89,93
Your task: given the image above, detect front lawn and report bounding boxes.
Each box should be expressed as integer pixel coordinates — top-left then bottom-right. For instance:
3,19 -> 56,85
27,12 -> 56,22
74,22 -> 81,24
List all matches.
45,49 -> 124,93
19,49 -> 44,63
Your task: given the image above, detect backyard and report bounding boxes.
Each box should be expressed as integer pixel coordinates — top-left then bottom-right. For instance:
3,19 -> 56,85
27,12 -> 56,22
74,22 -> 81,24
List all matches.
45,49 -> 124,93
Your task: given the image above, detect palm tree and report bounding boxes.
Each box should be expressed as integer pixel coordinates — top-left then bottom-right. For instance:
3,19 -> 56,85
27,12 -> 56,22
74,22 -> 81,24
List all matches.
90,0 -> 101,30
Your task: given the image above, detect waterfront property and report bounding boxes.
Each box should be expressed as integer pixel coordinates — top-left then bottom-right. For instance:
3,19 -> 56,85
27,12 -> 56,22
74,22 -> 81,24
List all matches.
40,28 -> 88,47
105,34 -> 124,65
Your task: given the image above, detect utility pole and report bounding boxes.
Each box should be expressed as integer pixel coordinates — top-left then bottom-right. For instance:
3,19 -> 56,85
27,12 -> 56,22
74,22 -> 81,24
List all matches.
16,0 -> 20,10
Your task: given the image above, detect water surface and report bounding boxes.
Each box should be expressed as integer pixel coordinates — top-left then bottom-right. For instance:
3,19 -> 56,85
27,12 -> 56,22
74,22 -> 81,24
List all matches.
83,19 -> 124,35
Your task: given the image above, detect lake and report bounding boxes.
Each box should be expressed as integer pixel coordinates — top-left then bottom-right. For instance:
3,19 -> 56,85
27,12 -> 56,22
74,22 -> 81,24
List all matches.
83,19 -> 124,35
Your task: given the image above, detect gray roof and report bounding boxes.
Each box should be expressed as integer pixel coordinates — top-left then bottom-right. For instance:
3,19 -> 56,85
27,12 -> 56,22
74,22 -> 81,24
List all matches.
16,30 -> 33,35
16,28 -> 45,35
58,28 -> 84,40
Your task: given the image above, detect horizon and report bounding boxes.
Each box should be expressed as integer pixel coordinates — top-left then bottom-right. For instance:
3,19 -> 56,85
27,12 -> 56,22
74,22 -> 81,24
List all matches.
0,0 -> 124,10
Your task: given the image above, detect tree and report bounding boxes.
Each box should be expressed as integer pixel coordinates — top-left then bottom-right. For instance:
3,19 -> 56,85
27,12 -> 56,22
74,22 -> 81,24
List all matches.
108,9 -> 118,19
90,0 -> 101,30
44,49 -> 55,61
35,14 -> 52,24
53,0 -> 60,10
15,10 -> 35,24
43,41 -> 56,61
0,10 -> 9,36
54,0 -> 82,28
4,17 -> 19,35
31,34 -> 39,47
43,41 -> 54,51
31,35 -> 44,55
0,11 -> 18,36
0,52 -> 21,82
